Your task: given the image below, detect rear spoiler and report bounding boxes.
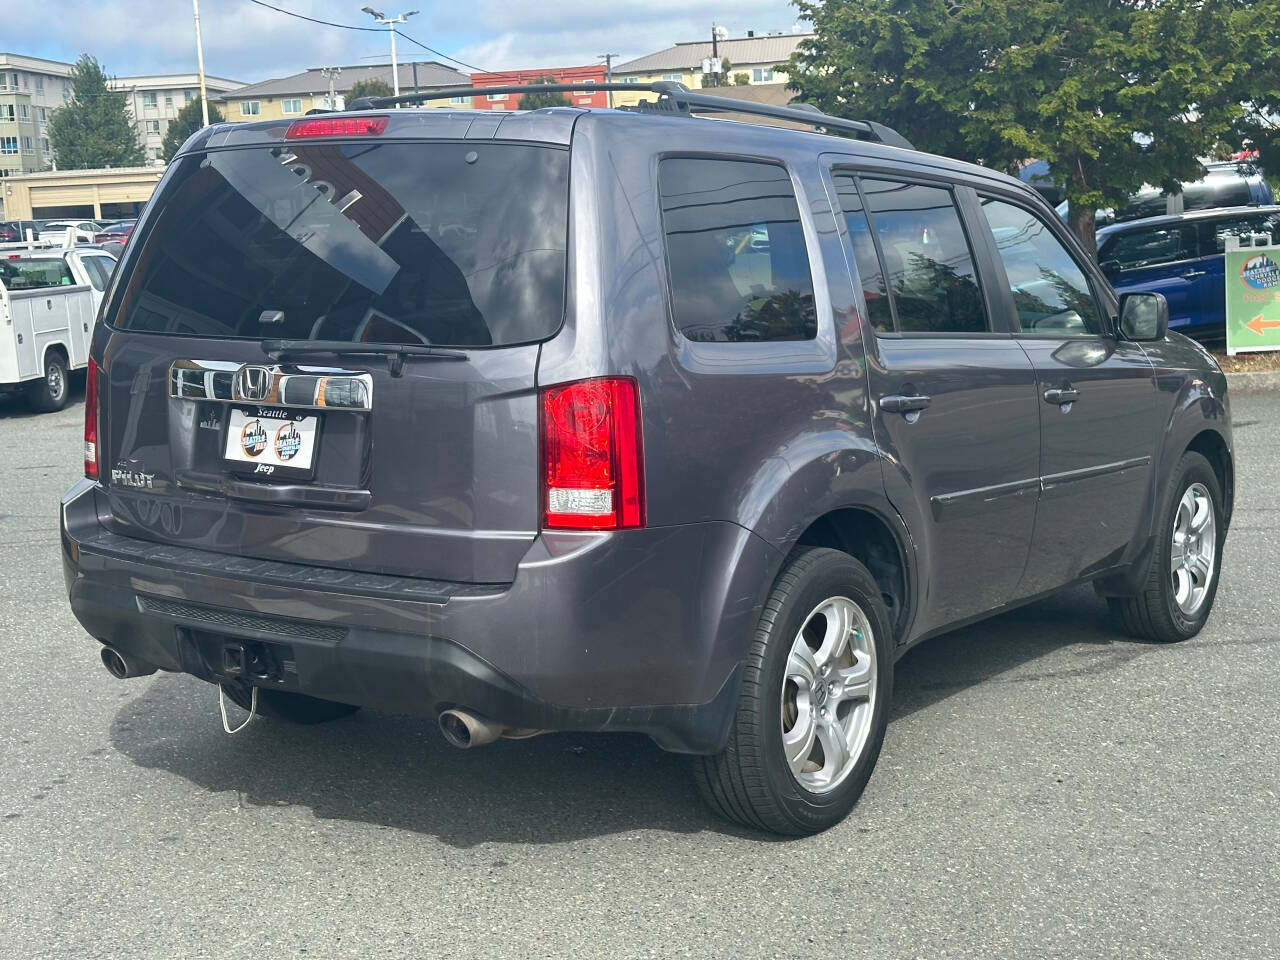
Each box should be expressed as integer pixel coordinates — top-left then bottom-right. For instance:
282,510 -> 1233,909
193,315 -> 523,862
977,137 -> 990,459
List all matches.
344,81 -> 915,150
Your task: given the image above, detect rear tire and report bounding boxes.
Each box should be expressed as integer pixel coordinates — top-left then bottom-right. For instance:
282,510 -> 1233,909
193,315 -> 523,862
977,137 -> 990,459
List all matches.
221,683 -> 360,724
694,547 -> 893,835
1108,450 -> 1224,643
27,351 -> 69,412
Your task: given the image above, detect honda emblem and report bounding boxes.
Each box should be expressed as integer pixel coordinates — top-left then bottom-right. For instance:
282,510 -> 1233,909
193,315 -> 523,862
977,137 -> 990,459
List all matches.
233,365 -> 272,403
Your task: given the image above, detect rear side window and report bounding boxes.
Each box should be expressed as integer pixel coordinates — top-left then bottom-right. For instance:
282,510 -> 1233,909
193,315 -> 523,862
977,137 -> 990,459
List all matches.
0,258 -> 74,290
859,179 -> 988,334
1184,178 -> 1252,211
1202,213 -> 1280,253
658,157 -> 817,342
832,175 -> 892,333
1099,225 -> 1199,269
110,142 -> 570,347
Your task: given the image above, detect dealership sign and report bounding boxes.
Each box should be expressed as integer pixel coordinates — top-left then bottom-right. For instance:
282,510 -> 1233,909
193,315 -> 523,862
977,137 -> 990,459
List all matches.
1226,240 -> 1280,354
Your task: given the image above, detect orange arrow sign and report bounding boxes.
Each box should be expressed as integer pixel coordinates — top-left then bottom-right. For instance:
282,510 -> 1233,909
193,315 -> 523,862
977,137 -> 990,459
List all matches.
1245,314 -> 1280,336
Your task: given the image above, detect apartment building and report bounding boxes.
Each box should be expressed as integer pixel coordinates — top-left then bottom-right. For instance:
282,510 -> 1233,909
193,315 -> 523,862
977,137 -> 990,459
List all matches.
470,66 -> 608,109
611,30 -> 813,106
0,54 -> 73,176
216,61 -> 470,121
117,74 -> 243,162
0,53 -> 242,172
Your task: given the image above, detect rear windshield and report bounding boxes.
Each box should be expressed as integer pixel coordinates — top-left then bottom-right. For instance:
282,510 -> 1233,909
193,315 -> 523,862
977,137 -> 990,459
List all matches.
110,141 -> 570,347
0,257 -> 74,291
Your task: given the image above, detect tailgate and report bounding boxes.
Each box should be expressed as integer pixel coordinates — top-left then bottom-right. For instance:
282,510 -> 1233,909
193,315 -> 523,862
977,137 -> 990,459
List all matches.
95,135 -> 569,584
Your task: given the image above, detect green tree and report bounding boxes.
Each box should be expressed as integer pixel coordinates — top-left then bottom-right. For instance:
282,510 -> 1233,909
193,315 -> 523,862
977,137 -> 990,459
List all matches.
519,76 -> 571,109
161,97 -> 224,161
734,72 -> 751,86
790,0 -> 1251,250
47,54 -> 144,169
348,77 -> 394,103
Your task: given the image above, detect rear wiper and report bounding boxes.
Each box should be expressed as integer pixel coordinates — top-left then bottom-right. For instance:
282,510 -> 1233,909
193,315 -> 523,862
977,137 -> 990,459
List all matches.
261,339 -> 468,377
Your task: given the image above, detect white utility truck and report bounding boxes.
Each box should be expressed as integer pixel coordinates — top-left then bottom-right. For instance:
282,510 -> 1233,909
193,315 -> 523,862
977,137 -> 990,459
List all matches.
0,235 -> 111,411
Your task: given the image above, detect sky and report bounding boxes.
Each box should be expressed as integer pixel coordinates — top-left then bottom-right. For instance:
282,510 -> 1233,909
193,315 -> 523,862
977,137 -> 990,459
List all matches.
7,1 -> 809,82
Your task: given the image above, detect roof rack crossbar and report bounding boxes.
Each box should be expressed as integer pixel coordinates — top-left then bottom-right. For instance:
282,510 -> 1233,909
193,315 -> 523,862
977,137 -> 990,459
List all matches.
346,82 -> 914,149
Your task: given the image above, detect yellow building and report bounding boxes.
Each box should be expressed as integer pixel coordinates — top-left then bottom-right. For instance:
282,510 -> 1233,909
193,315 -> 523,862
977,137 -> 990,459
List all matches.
215,62 -> 471,121
0,166 -> 162,220
612,31 -> 812,107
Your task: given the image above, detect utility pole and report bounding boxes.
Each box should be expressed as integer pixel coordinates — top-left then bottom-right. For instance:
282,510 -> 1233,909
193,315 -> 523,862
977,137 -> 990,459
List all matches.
361,7 -> 418,103
599,53 -> 617,107
710,23 -> 719,87
321,66 -> 341,110
192,0 -> 210,127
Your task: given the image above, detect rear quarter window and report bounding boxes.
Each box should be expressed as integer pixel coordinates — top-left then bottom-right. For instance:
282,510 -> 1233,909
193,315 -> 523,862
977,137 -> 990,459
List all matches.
658,157 -> 817,343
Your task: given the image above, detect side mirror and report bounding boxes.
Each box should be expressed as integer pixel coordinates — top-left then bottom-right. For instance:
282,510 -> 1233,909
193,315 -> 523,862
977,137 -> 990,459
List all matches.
1118,291 -> 1168,341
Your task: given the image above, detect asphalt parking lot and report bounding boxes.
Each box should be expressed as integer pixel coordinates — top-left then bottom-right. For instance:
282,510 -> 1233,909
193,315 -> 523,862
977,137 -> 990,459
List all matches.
1,381 -> 1277,960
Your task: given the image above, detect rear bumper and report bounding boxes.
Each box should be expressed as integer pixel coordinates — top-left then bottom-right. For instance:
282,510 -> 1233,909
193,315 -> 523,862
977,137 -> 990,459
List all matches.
61,479 -> 775,753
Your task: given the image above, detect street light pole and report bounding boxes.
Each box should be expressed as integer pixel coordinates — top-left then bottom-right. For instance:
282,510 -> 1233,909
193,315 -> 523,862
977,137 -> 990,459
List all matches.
192,0 -> 209,127
361,7 -> 418,103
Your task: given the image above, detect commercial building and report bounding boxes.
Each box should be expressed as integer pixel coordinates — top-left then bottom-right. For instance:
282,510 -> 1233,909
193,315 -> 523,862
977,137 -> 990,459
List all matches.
0,52 -> 242,172
470,66 -> 608,110
215,62 -> 470,120
0,165 -> 162,221
611,31 -> 812,106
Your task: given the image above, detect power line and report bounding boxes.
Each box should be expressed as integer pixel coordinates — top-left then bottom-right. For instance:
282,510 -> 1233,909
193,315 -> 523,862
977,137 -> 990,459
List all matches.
244,0 -> 488,74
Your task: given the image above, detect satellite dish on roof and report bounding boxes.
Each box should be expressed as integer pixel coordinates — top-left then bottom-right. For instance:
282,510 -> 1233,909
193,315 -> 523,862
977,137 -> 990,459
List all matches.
713,24 -> 729,41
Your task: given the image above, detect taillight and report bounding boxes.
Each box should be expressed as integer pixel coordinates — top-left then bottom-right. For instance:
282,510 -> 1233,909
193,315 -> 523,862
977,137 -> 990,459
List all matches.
285,116 -> 389,139
84,358 -> 99,480
541,378 -> 644,530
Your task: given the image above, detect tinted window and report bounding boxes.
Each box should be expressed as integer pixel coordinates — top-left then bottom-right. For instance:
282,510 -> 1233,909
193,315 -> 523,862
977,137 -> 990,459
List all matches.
1203,213 -> 1280,253
1184,177 -> 1252,211
861,179 -> 987,333
659,157 -> 816,342
111,142 -> 570,347
832,175 -> 892,333
0,258 -> 74,291
981,198 -> 1103,336
1099,225 -> 1198,270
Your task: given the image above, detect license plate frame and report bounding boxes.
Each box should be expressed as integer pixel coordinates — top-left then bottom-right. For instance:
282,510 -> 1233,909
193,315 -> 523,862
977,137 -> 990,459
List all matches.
222,407 -> 321,481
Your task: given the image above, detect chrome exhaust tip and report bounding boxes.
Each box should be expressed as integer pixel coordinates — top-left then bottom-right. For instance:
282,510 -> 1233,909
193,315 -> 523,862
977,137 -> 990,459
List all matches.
100,645 -> 157,680
438,708 -> 505,749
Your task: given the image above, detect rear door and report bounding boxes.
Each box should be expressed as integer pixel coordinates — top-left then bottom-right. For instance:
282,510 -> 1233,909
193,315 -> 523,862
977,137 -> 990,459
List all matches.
1098,223 -> 1207,333
975,194 -> 1158,596
95,135 -> 571,584
827,170 -> 1041,636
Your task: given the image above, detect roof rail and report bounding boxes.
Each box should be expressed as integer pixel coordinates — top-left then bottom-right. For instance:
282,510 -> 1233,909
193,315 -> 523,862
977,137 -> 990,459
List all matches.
347,82 -> 914,150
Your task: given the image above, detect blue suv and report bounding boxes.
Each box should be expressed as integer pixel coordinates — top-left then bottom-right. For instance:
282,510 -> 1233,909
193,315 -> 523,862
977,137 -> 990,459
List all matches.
1098,206 -> 1280,340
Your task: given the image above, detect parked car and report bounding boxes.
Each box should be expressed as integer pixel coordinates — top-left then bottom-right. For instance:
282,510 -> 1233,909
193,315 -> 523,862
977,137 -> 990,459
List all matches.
0,249 -> 101,410
61,88 -> 1233,835
39,220 -> 102,244
0,219 -> 46,243
93,220 -> 135,245
1097,205 -> 1280,340
1057,160 -> 1275,225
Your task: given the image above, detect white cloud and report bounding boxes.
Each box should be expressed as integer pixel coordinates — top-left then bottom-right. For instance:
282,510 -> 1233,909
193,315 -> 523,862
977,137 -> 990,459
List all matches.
6,0 -> 805,80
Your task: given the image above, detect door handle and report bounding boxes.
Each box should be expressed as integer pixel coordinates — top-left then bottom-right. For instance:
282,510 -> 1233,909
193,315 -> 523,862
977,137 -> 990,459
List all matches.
880,394 -> 932,414
1043,387 -> 1080,405
1181,270 -> 1206,279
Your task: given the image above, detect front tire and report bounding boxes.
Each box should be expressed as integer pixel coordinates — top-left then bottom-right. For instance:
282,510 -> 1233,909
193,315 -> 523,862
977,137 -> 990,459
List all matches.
694,547 -> 893,835
27,351 -> 69,412
1109,450 -> 1224,643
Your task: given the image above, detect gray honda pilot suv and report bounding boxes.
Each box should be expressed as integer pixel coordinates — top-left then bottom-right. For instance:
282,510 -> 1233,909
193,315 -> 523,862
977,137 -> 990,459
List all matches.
61,84 -> 1233,835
